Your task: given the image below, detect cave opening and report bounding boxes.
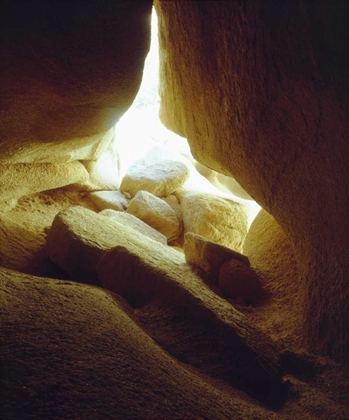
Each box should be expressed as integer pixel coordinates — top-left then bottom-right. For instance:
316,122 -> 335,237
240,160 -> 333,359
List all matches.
113,6 -> 260,232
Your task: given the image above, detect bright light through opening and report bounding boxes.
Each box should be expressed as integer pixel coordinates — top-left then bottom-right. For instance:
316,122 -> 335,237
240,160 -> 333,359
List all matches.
113,7 -> 260,227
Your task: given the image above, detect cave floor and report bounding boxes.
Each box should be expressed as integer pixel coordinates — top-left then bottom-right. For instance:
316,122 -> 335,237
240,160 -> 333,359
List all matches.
1,189 -> 348,419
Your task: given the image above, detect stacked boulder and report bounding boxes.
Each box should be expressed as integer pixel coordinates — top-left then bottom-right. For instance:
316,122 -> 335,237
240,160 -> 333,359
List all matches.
88,145 -> 251,250
71,143 -> 260,305
44,205 -> 283,402
183,232 -> 262,304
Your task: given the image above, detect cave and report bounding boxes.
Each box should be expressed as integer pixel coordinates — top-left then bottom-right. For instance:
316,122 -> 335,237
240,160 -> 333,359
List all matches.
1,1 -> 349,419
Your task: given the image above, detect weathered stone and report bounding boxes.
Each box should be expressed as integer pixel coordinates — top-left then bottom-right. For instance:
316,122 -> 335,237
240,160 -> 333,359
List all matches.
0,190 -> 94,277
120,159 -> 190,198
45,206 -> 134,284
1,2 -> 152,163
44,205 -> 283,401
96,237 -> 283,400
79,143 -> 121,191
180,192 -> 249,252
155,0 -> 349,363
89,191 -> 129,212
99,209 -> 167,245
0,162 -> 89,211
243,209 -> 302,347
218,259 -> 262,304
184,232 -> 250,283
163,194 -> 182,222
126,191 -> 182,241
2,267 -> 266,420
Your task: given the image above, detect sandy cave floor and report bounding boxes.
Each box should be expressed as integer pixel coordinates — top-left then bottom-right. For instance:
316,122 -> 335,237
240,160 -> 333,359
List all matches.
1,189 -> 349,419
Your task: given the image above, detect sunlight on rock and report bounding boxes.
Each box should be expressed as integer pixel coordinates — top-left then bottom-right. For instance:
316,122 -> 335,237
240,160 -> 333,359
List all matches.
112,7 -> 260,227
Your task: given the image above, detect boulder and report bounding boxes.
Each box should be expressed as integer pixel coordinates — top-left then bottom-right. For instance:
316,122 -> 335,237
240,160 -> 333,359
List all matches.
96,237 -> 283,401
155,0 -> 349,364
1,267 -> 263,420
89,191 -> 129,212
99,209 -> 167,245
120,159 -> 190,198
0,190 -> 97,277
0,162 -> 89,211
218,259 -> 263,304
45,205 -> 156,285
126,190 -> 182,241
116,142 -> 192,183
44,205 -> 282,402
180,192 -> 249,252
79,143 -> 121,191
184,232 -> 250,283
1,2 -> 152,163
243,209 -> 302,347
163,194 -> 182,220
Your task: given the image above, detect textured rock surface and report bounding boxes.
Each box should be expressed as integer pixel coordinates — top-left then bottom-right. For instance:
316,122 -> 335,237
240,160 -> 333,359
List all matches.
1,1 -> 152,163
184,232 -> 250,283
0,190 -> 99,277
45,206 -> 134,284
100,209 -> 167,244
163,194 -> 182,220
1,1 -> 349,415
218,259 -> 262,304
126,190 -> 182,241
2,209 -> 349,419
120,159 -> 190,197
44,205 -> 283,399
89,191 -> 129,212
180,192 -> 249,252
0,162 -> 89,210
243,210 -> 302,349
1,268 -> 272,420
155,0 -> 349,363
79,143 -> 121,191
96,240 -> 283,400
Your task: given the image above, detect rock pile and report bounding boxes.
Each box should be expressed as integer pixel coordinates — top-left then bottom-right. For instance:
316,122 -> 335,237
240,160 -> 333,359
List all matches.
45,205 -> 284,402
87,145 -> 251,249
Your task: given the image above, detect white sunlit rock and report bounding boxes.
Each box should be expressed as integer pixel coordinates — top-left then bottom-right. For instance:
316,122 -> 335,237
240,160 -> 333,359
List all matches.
163,194 -> 182,221
99,209 -> 167,245
80,143 -> 121,191
120,158 -> 190,198
89,191 -> 129,212
180,192 -> 249,252
126,190 -> 182,241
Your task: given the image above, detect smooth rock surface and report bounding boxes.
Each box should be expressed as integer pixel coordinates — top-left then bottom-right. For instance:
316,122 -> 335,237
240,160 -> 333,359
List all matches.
126,190 -> 182,241
96,239 -> 283,399
184,232 -> 250,283
99,209 -> 167,245
45,206 -> 145,284
0,162 -> 89,210
155,0 -> 349,364
180,192 -> 249,252
243,210 -> 302,348
1,267 -> 268,420
219,259 -> 262,304
89,191 -> 129,212
44,205 -> 283,400
1,2 -> 152,163
79,142 -> 121,191
120,159 -> 190,197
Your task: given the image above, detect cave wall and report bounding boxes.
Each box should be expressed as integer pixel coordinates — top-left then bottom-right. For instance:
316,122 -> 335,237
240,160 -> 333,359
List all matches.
1,0 -> 348,364
155,0 -> 349,363
1,0 -> 153,163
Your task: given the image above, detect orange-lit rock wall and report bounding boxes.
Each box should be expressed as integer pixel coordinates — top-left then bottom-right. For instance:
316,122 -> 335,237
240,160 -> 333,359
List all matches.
155,0 -> 349,363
